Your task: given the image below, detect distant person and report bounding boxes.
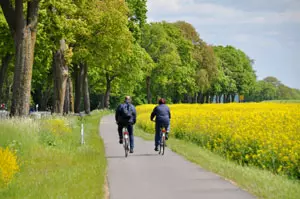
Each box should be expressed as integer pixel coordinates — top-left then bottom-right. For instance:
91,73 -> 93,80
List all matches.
150,98 -> 171,151
115,96 -> 137,153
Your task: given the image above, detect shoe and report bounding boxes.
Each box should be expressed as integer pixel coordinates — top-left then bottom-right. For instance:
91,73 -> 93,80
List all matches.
154,147 -> 159,151
130,148 -> 134,153
119,139 -> 123,144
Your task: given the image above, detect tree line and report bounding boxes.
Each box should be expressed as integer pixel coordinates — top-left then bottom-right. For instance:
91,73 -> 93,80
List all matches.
0,0 -> 299,116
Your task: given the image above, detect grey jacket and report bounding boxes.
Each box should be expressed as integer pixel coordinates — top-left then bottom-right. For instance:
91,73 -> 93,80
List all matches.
150,104 -> 171,125
115,102 -> 136,124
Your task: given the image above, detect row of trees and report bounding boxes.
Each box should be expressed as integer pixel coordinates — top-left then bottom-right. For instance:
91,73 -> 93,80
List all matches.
0,0 -> 299,116
246,76 -> 300,102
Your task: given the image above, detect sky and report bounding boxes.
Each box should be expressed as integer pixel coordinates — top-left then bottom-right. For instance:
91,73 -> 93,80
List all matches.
146,0 -> 300,89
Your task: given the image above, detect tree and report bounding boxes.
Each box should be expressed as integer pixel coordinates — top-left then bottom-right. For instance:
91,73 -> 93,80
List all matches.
213,45 -> 256,102
175,21 -> 218,103
1,0 -> 40,116
88,0 -> 137,108
0,11 -> 13,103
126,0 -> 147,42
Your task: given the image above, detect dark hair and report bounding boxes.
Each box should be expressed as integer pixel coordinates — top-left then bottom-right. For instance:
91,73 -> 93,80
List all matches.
158,98 -> 166,104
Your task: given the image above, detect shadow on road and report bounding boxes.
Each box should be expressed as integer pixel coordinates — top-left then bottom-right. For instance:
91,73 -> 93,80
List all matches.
106,153 -> 159,159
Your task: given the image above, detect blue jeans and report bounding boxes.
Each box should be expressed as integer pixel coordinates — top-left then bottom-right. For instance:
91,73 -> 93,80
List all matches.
118,124 -> 134,149
155,122 -> 170,147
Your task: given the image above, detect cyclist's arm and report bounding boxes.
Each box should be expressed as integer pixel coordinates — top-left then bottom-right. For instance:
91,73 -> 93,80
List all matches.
132,105 -> 137,124
115,105 -> 121,122
150,107 -> 157,121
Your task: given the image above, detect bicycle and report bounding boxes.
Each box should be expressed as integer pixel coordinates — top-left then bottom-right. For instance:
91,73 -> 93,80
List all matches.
122,127 -> 130,157
152,120 -> 167,155
159,126 -> 167,155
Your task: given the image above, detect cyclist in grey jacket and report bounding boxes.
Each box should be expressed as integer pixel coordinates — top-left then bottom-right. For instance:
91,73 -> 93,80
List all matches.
150,98 -> 171,151
115,96 -> 136,153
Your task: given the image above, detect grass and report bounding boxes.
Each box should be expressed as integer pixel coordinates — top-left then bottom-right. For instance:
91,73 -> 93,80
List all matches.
134,127 -> 300,199
262,100 -> 300,103
0,110 -> 111,199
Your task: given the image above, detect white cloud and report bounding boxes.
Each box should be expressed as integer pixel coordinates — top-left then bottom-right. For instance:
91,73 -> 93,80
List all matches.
147,0 -> 300,25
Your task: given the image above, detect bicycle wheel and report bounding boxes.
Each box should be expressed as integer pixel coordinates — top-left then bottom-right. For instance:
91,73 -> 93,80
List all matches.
123,128 -> 129,157
124,137 -> 129,157
161,133 -> 165,155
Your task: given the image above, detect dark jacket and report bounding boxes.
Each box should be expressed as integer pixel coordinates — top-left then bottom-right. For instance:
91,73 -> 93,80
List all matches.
115,102 -> 136,125
150,104 -> 171,125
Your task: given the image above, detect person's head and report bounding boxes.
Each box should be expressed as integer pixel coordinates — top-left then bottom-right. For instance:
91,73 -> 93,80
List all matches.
158,98 -> 166,105
124,96 -> 131,103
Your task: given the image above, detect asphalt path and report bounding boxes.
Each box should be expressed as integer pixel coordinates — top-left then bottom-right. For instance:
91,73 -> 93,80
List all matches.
100,115 -> 255,199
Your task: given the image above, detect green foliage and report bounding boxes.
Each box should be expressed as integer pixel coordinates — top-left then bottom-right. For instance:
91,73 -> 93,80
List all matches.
126,0 -> 147,42
245,76 -> 300,102
213,45 -> 256,96
2,0 -> 297,109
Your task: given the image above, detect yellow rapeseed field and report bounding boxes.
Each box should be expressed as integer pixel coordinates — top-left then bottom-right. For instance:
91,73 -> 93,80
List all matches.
136,103 -> 300,178
0,147 -> 19,186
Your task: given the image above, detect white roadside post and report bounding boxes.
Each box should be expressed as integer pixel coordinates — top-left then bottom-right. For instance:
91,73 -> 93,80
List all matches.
80,113 -> 85,145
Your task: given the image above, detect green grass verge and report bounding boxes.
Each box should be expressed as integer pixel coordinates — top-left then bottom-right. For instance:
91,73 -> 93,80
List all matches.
262,100 -> 300,103
0,110 -> 111,199
134,127 -> 300,199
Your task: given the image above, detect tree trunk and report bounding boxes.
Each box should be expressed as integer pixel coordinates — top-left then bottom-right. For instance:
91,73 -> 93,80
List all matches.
97,94 -> 105,109
3,76 -> 13,106
199,92 -> 205,104
0,53 -> 12,102
74,64 -> 83,113
188,95 -> 193,103
146,76 -> 151,104
63,77 -> 70,114
53,39 -> 68,114
194,93 -> 198,104
1,0 -> 40,116
231,94 -> 235,102
104,73 -> 112,109
210,95 -> 214,103
226,94 -> 231,103
82,62 -> 90,114
41,88 -> 52,111
69,77 -> 74,113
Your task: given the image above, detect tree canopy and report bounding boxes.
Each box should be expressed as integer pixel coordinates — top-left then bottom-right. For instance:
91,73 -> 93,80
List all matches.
0,0 -> 298,115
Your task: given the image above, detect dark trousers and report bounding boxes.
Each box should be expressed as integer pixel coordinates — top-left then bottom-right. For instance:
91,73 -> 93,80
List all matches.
118,124 -> 134,149
155,122 -> 169,147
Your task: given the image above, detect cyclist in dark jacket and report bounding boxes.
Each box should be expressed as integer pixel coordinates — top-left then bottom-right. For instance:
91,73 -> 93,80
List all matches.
115,96 -> 136,153
150,98 -> 171,151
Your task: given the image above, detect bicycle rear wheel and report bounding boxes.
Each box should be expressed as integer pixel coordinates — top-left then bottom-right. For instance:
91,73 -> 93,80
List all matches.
124,137 -> 129,157
161,135 -> 165,155
159,132 -> 165,155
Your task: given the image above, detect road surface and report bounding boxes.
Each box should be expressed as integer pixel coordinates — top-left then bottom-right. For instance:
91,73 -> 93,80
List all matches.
100,115 -> 255,199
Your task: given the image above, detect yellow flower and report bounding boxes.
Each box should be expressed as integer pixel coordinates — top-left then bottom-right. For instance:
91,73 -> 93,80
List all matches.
136,103 -> 300,178
0,147 -> 20,186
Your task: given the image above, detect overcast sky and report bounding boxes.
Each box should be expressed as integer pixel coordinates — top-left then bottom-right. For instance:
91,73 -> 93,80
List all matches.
146,0 -> 300,89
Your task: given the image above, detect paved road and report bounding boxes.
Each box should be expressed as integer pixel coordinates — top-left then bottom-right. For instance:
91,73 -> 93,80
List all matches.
100,115 -> 255,199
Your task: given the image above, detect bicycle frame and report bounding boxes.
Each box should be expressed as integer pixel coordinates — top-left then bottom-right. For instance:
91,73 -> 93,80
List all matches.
159,127 -> 166,155
123,127 -> 130,157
